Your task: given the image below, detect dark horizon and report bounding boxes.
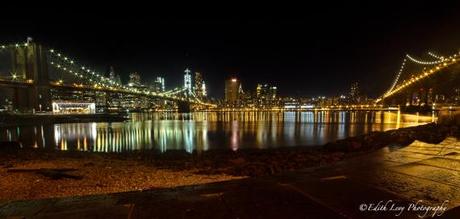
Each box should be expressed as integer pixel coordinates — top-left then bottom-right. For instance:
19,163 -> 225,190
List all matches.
1,2 -> 460,98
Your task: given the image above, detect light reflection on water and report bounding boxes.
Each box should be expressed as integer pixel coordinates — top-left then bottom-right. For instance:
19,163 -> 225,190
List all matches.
0,111 -> 435,153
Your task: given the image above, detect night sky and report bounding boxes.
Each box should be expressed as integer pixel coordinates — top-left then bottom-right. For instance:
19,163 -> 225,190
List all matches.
1,2 -> 460,98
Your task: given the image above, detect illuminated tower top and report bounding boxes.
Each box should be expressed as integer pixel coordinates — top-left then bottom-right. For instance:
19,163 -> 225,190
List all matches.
184,68 -> 192,94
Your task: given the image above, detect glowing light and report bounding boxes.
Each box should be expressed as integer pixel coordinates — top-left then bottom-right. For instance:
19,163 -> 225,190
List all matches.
406,54 -> 443,65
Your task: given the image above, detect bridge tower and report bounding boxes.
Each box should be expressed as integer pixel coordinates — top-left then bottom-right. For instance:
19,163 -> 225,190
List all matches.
11,42 -> 51,112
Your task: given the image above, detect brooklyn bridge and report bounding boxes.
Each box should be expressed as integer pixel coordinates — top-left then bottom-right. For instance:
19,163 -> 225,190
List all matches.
0,40 -> 216,113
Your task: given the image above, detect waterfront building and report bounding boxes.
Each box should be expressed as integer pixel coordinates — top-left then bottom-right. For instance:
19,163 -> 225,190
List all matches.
225,78 -> 241,106
256,83 -> 278,108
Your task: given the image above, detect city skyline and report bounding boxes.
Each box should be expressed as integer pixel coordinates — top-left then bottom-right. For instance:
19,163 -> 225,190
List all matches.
1,3 -> 460,98
3,4 -> 460,217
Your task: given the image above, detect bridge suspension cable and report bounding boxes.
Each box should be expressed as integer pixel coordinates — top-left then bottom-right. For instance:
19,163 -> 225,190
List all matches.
427,52 -> 444,60
48,49 -> 125,89
0,40 -> 216,107
405,54 -> 444,65
376,52 -> 460,103
383,58 -> 407,96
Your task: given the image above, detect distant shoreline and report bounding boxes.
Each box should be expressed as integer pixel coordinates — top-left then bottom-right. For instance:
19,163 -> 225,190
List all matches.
0,113 -> 128,127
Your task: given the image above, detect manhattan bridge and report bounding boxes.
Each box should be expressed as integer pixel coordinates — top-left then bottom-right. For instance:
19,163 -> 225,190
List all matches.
376,50 -> 460,110
0,40 -> 215,113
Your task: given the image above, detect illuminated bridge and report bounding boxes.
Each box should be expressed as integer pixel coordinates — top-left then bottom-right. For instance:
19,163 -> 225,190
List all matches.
0,40 -> 216,113
376,50 -> 460,109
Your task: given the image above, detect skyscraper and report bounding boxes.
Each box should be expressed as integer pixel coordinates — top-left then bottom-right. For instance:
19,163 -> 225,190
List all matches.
108,66 -> 122,85
184,68 -> 192,94
256,83 -> 277,99
349,81 -> 360,103
128,72 -> 141,87
225,78 -> 241,105
108,66 -> 116,79
152,76 -> 165,92
201,83 -> 207,97
256,83 -> 278,107
194,72 -> 202,94
194,72 -> 206,99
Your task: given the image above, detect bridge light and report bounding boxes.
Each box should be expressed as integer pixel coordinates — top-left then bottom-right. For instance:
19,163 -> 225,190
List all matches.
49,49 -> 54,53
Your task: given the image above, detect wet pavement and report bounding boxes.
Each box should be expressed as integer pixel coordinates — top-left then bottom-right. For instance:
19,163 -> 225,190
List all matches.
2,138 -> 460,218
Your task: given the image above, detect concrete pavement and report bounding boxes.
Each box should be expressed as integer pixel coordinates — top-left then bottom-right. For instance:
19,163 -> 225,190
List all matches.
2,137 -> 460,218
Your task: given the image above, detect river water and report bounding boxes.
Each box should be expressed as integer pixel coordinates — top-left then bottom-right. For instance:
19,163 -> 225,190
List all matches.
0,111 -> 435,153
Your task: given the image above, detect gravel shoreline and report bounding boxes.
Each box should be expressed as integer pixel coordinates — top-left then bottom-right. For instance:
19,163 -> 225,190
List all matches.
0,122 -> 453,201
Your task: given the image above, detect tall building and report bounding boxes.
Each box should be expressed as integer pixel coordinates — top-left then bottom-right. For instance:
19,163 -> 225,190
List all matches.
152,76 -> 165,92
108,66 -> 122,85
256,83 -> 278,107
256,84 -> 277,99
349,81 -> 360,103
194,72 -> 203,97
194,72 -> 207,98
225,78 -> 241,105
128,72 -> 141,87
108,66 -> 116,79
184,68 -> 192,94
201,83 -> 207,97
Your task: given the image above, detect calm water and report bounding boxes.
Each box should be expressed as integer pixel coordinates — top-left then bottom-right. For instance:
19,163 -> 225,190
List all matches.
0,111 -> 435,153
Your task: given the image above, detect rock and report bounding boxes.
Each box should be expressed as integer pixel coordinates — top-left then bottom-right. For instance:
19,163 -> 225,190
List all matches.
7,168 -> 83,180
349,141 -> 362,151
228,157 -> 246,165
0,141 -> 21,153
83,162 -> 95,167
231,162 -> 270,176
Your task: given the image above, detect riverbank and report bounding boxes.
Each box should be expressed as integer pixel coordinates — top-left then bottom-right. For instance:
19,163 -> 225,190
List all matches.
0,122 -> 453,201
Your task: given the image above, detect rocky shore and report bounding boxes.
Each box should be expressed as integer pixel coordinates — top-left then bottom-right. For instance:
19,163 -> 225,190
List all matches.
0,122 -> 455,201
323,122 -> 450,153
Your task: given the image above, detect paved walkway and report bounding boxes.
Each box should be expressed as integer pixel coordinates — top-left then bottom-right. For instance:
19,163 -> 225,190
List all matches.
2,138 -> 460,218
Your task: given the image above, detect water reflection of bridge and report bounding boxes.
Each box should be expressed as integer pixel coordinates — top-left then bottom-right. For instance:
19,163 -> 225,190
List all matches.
0,111 -> 435,153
